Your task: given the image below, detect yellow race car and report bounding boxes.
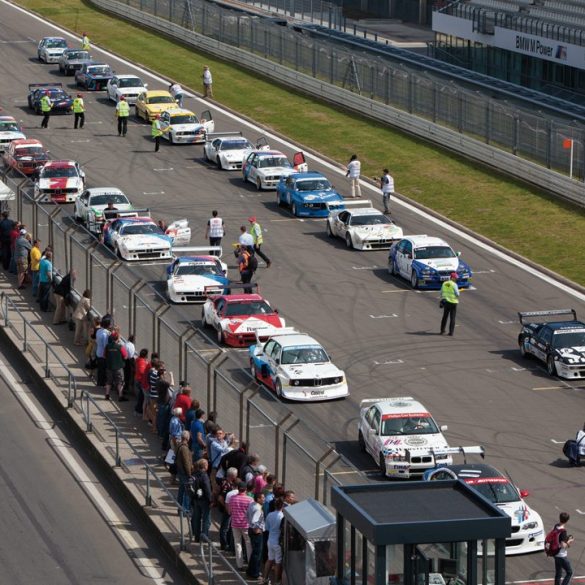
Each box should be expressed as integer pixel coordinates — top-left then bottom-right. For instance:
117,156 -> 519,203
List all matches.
135,90 -> 177,122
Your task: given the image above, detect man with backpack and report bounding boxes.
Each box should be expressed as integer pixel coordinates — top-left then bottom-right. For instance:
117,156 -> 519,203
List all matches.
545,512 -> 574,585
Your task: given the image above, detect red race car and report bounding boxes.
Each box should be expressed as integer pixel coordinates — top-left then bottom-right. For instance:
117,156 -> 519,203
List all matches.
3,139 -> 50,176
201,293 -> 286,346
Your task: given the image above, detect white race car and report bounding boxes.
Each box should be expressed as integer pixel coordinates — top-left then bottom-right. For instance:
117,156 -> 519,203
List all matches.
166,251 -> 228,303
0,116 -> 26,152
159,108 -> 214,144
249,329 -> 349,401
106,74 -> 147,104
37,36 -> 68,63
103,215 -> 191,261
359,396 -> 475,479
203,132 -> 253,170
34,160 -> 85,203
326,200 -> 403,250
73,187 -> 133,233
242,148 -> 307,190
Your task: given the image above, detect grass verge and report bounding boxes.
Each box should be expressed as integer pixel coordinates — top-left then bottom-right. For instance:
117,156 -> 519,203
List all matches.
12,0 -> 585,285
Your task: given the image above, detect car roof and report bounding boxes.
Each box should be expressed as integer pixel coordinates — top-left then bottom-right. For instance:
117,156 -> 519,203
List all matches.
86,187 -> 125,196
289,172 -> 327,180
441,464 -> 506,480
369,397 -> 430,415
348,208 -> 384,217
403,235 -> 449,248
271,334 -> 320,347
165,108 -> 195,116
45,160 -> 76,167
143,90 -> 172,97
545,321 -> 585,331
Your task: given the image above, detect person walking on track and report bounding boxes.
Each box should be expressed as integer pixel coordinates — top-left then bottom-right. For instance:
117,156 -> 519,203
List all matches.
380,168 -> 394,214
40,91 -> 52,129
202,66 -> 213,98
72,94 -> 85,129
440,272 -> 460,336
115,96 -> 130,137
345,154 -> 362,198
248,216 -> 271,268
81,32 -> 91,51
205,210 -> 224,255
152,114 -> 168,152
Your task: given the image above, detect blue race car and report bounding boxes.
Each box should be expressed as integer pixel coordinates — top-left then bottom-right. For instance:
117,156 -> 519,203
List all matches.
75,62 -> 113,90
276,171 -> 343,217
28,83 -> 73,115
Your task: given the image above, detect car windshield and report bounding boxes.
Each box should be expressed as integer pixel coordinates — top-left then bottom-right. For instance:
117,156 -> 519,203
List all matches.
88,66 -> 110,75
17,147 -> 45,157
66,51 -> 87,60
90,194 -> 129,206
350,214 -> 391,226
48,90 -> 68,100
42,166 -> 78,178
553,330 -> 585,348
381,415 -> 440,436
220,140 -> 252,151
414,246 -> 456,260
296,179 -> 331,191
0,122 -> 19,131
281,346 -> 329,365
176,263 -> 222,276
169,114 -> 198,125
118,78 -> 143,88
466,479 -> 519,504
258,156 -> 290,169
225,301 -> 273,316
46,39 -> 67,48
148,95 -> 174,104
121,224 -> 163,236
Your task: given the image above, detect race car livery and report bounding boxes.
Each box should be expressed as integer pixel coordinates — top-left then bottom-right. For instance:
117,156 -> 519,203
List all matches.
249,329 -> 348,401
58,49 -> 91,75
202,293 -> 286,346
425,464 -> 545,555
28,84 -> 73,114
103,216 -> 190,261
166,253 -> 228,303
359,397 -> 456,479
3,139 -> 49,176
242,149 -> 307,190
106,74 -> 148,105
34,160 -> 85,203
73,188 -> 133,232
75,62 -> 113,90
37,37 -> 68,63
518,309 -> 585,379
389,235 -> 472,289
203,133 -> 253,170
327,200 -> 403,249
159,108 -> 214,144
0,116 -> 26,152
276,172 -> 343,217
135,90 -> 177,122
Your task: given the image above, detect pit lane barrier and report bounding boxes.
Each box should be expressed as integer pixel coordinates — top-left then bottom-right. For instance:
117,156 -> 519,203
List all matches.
86,0 -> 585,206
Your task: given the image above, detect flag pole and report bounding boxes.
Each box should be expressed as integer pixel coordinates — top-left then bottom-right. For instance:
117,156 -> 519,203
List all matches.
569,139 -> 574,179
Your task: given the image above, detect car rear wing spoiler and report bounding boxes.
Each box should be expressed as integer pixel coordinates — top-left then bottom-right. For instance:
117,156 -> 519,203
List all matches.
518,309 -> 577,324
28,83 -> 63,90
327,199 -> 374,211
204,131 -> 242,142
432,445 -> 485,460
254,326 -> 299,343
107,208 -> 151,219
359,397 -> 414,409
172,245 -> 223,258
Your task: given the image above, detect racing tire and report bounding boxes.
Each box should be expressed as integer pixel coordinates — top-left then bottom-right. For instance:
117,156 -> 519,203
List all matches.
547,355 -> 557,377
326,222 -> 334,238
169,134 -> 174,145
345,233 -> 353,249
256,178 -> 262,191
390,259 -> 399,276
519,339 -> 528,358
410,271 -> 419,289
291,202 -> 298,217
201,311 -> 209,328
358,431 -> 366,453
204,149 -> 210,162
276,192 -> 283,207
217,327 -> 224,345
218,159 -> 224,171
115,245 -> 122,260
74,212 -> 82,224
379,453 -> 386,476
275,379 -> 283,399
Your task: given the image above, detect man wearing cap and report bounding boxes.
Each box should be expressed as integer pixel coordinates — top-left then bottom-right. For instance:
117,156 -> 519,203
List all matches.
115,96 -> 130,137
72,94 -> 85,129
227,481 -> 253,569
248,216 -> 271,268
151,114 -> 168,152
202,65 -> 213,98
40,90 -> 52,129
105,330 -> 128,401
440,272 -> 460,336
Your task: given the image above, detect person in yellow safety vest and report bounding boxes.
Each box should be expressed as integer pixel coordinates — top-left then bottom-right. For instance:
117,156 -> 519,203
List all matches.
151,114 -> 169,152
248,216 -> 271,268
440,272 -> 460,336
40,90 -> 52,129
81,32 -> 90,51
115,96 -> 130,137
72,94 -> 85,129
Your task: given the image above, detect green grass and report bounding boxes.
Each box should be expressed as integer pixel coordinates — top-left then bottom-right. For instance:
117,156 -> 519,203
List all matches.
15,0 -> 585,284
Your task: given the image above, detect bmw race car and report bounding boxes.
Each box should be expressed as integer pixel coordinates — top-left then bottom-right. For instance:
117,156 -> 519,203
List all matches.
203,132 -> 253,170
135,90 -> 177,122
249,329 -> 348,401
3,139 -> 49,176
202,293 -> 286,346
166,251 -> 228,303
0,116 -> 26,152
518,309 -> 585,379
75,62 -> 113,90
103,213 -> 191,261
276,172 -> 343,217
58,49 -> 91,75
389,235 -> 472,289
158,108 -> 214,144
73,187 -> 133,233
34,160 -> 85,203
326,200 -> 403,249
28,84 -> 73,114
242,145 -> 307,190
106,74 -> 148,104
425,464 -> 544,555
37,37 -> 68,63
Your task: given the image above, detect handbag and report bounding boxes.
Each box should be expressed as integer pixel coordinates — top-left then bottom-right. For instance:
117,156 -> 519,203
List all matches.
164,448 -> 176,465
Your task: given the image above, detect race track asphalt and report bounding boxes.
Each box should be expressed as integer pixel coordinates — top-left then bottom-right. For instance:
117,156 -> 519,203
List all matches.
1,1 -> 585,580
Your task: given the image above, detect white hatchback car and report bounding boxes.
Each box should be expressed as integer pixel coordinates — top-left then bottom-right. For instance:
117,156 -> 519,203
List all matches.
107,74 -> 147,104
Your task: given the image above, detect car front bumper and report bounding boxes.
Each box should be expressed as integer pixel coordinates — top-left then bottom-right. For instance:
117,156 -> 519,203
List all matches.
281,382 -> 349,402
555,361 -> 585,379
120,247 -> 172,261
385,456 -> 453,479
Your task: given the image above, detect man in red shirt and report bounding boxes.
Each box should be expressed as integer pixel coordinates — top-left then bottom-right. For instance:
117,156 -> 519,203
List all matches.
134,348 -> 150,416
173,385 -> 193,423
227,482 -> 253,570
9,222 -> 21,274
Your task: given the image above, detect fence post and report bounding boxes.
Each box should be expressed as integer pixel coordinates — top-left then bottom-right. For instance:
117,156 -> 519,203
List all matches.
179,329 -> 196,382
243,385 -> 260,444
145,466 -> 152,506
546,116 -> 553,169
275,413 -> 296,482
23,320 -> 27,353
85,241 -> 98,295
128,279 -> 146,336
106,260 -> 123,315
513,114 -> 519,156
3,293 -> 8,327
45,343 -> 50,378
485,99 -> 491,145
153,304 -> 170,355
206,350 -> 228,411
115,428 -> 121,466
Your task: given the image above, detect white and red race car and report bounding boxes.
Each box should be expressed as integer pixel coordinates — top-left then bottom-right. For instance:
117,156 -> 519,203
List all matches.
34,160 -> 85,203
202,293 -> 285,346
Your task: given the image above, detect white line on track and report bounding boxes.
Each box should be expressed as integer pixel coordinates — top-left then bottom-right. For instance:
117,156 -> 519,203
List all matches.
352,265 -> 378,270
550,439 -> 564,444
369,314 -> 398,319
473,269 -> 496,274
70,139 -> 90,143
373,359 -> 404,365
143,191 -> 165,195
152,168 -> 173,172
0,358 -> 167,584
498,320 -> 515,324
4,0 -> 585,303
506,578 -> 585,584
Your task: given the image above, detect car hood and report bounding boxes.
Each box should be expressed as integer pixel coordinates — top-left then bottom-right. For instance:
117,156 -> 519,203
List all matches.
220,149 -> 247,159
171,274 -> 228,291
351,224 -> 403,239
169,123 -> 204,132
280,362 -> 342,379
146,104 -> 173,114
0,131 -> 26,141
119,234 -> 171,248
493,501 -> 541,527
413,257 -> 459,272
222,315 -> 284,334
258,166 -> 293,176
39,177 -> 82,190
119,87 -> 144,94
298,191 -> 342,202
555,346 -> 585,363
381,433 -> 449,455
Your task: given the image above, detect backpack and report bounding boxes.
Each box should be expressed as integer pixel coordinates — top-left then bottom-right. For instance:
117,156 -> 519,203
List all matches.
248,254 -> 258,272
544,526 -> 562,557
190,472 -> 205,500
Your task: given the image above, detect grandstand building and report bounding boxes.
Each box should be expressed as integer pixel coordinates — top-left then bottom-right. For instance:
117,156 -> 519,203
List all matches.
430,0 -> 585,102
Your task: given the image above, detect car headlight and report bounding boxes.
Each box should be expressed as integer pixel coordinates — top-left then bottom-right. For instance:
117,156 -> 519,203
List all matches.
522,522 -> 538,530
292,380 -> 301,386
333,376 -> 343,384
435,454 -> 450,460
387,453 -> 406,462
421,267 -> 437,276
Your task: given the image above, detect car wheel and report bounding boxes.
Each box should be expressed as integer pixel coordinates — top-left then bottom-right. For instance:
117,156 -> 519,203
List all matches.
345,233 -> 353,249
519,338 -> 527,358
292,202 -> 298,216
379,453 -> 386,476
218,158 -> 224,171
250,359 -> 257,380
169,134 -> 174,145
275,379 -> 283,398
410,271 -> 418,289
276,192 -> 283,207
115,245 -> 122,259
201,311 -> 209,328
256,178 -> 262,191
547,355 -> 557,377
390,259 -> 399,276
204,149 -> 210,161
358,431 -> 366,452
326,222 -> 334,238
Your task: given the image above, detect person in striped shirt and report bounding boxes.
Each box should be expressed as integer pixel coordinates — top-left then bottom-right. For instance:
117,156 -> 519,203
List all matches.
227,482 -> 253,570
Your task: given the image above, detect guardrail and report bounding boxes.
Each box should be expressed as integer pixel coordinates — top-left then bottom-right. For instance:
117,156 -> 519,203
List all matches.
88,0 -> 585,206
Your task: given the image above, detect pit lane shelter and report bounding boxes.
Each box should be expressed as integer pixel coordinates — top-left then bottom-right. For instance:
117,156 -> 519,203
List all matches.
330,481 -> 511,585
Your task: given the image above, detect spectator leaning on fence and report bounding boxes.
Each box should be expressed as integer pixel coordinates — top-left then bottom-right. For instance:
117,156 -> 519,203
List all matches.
38,250 -> 53,312
72,289 -> 91,346
53,268 -> 76,325
30,239 -> 41,296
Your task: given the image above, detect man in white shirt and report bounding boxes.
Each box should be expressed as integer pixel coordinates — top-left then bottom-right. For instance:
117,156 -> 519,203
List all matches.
380,168 -> 395,215
576,423 -> 585,456
169,81 -> 184,108
205,210 -> 224,255
345,154 -> 361,198
202,66 -> 213,98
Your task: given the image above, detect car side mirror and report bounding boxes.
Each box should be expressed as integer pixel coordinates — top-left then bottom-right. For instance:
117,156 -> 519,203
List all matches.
440,425 -> 448,431
457,251 -> 461,257
275,358 -> 280,365
274,308 -> 279,314
519,489 -> 529,498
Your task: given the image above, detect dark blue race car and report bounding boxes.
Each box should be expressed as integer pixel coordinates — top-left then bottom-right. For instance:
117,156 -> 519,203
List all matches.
27,83 -> 73,115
